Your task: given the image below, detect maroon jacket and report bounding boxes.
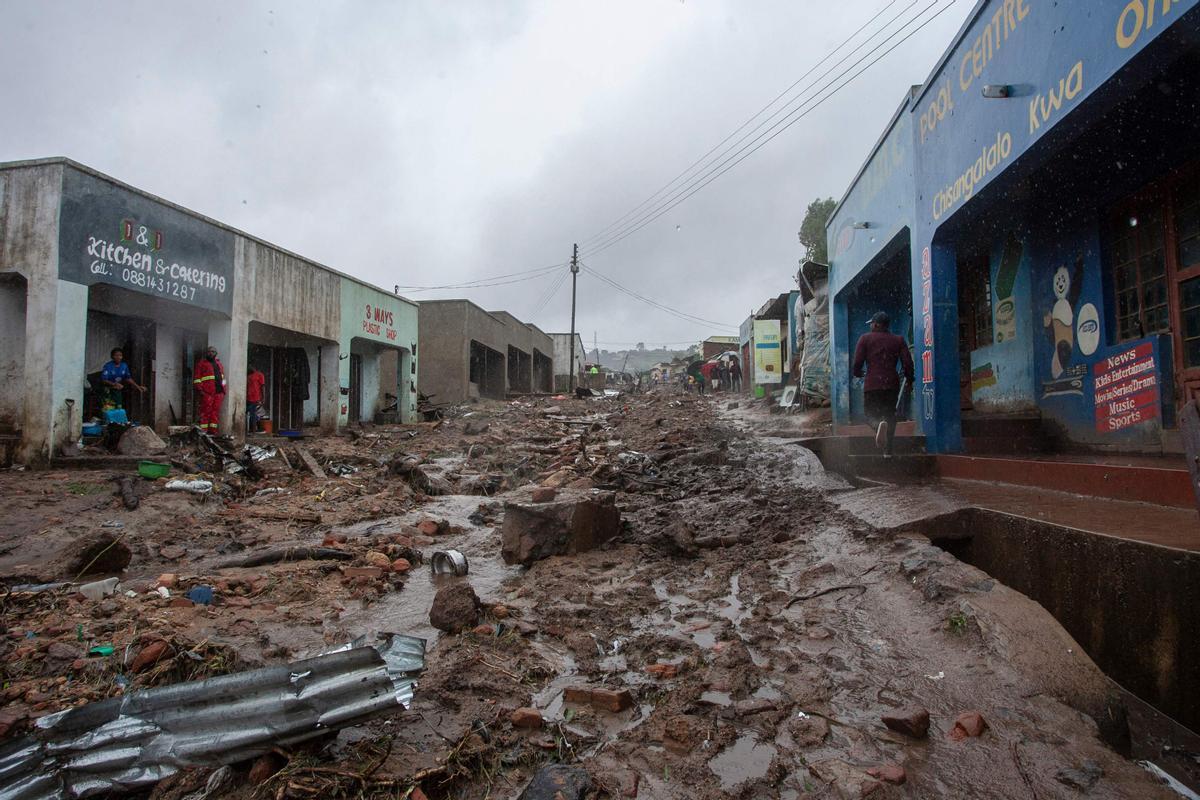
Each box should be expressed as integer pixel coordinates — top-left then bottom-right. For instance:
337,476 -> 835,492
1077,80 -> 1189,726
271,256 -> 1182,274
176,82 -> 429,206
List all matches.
852,331 -> 914,392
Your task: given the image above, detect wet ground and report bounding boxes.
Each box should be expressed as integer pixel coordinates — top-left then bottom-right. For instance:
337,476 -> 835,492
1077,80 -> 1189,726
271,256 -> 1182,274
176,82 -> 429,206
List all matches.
0,391 -> 1191,798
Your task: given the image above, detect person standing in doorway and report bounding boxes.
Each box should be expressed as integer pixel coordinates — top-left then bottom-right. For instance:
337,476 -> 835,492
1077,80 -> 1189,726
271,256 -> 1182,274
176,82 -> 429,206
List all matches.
99,348 -> 146,411
246,365 -> 266,433
852,312 -> 914,455
193,346 -> 227,434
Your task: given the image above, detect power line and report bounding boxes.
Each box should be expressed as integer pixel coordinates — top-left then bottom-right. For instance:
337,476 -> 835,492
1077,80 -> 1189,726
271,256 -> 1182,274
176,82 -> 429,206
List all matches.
397,262 -> 566,292
580,262 -> 737,330
530,264 -> 571,317
578,0 -> 906,250
582,0 -> 957,259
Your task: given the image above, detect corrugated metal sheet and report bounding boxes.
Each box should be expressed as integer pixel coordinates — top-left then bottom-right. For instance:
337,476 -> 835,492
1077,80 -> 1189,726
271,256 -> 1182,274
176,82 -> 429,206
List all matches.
0,634 -> 425,800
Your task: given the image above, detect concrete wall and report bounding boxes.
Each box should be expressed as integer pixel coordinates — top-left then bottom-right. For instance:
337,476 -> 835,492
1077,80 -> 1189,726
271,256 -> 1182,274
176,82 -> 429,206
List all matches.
417,301 -> 469,404
549,332 -> 585,391
0,163 -> 66,464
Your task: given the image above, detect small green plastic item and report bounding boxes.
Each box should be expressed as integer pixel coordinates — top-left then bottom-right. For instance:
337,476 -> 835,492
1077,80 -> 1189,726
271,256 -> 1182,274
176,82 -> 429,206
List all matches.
137,460 -> 171,479
88,645 -> 115,657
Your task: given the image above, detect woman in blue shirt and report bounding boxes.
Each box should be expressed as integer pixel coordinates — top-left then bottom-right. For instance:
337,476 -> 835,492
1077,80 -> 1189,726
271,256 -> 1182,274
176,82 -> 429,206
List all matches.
99,348 -> 145,410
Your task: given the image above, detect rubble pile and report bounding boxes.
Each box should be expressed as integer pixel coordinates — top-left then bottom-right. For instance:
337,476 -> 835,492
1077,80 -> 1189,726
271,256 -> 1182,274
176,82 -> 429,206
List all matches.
0,392 -> 1182,799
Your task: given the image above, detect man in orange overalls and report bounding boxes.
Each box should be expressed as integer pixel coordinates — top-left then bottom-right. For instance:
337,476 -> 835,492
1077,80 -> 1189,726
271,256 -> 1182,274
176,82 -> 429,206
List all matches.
193,346 -> 227,433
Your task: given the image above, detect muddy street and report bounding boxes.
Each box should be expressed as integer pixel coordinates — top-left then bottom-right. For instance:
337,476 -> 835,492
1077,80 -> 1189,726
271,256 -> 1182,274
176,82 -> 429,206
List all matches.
0,391 -> 1186,799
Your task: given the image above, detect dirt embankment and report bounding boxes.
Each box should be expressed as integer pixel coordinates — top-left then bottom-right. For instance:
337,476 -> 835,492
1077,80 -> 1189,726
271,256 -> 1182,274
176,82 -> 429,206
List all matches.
0,392 -> 1181,799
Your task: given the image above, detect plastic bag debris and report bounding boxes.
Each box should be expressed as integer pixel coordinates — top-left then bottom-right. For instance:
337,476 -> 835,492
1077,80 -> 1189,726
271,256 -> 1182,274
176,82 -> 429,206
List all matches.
165,479 -> 213,494
78,577 -> 120,602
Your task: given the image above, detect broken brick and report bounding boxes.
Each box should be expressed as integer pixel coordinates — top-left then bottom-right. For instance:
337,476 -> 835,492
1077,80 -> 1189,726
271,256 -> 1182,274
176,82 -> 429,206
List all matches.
510,707 -> 543,729
364,551 -> 392,569
341,566 -> 384,581
949,711 -> 987,741
882,706 -> 930,739
531,487 -> 557,503
392,558 -> 412,573
155,573 -> 178,589
867,765 -> 906,785
589,687 -> 634,713
130,640 -> 172,672
645,663 -> 678,679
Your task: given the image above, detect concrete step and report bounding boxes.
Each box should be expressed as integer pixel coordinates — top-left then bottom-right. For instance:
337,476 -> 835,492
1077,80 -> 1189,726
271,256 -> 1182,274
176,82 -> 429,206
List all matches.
960,414 -> 1043,438
847,453 -> 937,483
962,435 -> 1047,455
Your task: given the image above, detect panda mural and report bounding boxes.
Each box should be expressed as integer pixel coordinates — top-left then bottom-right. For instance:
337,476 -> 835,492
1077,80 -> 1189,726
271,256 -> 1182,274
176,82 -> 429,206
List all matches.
1041,252 -> 1087,397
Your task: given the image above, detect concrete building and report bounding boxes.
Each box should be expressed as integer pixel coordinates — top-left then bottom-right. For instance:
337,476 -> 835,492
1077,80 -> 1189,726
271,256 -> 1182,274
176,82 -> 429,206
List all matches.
417,300 -> 553,403
548,332 -> 586,391
0,158 -> 418,465
700,336 -> 740,360
828,1 -> 1200,454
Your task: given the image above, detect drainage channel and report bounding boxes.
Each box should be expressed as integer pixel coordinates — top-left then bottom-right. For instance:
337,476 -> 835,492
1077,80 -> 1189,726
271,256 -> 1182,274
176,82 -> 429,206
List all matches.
916,506 -> 1200,793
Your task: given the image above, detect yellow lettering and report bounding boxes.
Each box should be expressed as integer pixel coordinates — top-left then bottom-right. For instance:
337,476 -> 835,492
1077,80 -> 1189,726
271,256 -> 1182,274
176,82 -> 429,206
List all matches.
1117,0 -> 1145,48
959,53 -> 974,92
1017,0 -> 1030,21
1065,60 -> 1083,99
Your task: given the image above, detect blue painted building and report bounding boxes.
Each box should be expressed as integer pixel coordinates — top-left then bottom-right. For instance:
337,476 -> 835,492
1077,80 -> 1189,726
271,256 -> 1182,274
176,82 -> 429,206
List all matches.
829,0 -> 1200,453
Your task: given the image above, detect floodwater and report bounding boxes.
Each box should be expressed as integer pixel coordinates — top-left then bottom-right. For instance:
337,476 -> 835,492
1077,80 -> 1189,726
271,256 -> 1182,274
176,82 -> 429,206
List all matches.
707,732 -> 777,791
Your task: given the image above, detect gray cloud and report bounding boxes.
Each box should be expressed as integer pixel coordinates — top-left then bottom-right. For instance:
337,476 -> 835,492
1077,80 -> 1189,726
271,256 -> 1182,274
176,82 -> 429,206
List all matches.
1,0 -> 970,346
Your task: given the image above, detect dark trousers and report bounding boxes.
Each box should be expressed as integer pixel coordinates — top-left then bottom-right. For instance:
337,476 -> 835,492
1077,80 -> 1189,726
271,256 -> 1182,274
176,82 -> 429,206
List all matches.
864,387 -> 900,453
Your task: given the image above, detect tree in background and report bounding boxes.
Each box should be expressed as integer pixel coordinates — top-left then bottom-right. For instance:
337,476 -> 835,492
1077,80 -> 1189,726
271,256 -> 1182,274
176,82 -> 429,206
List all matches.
798,197 -> 837,264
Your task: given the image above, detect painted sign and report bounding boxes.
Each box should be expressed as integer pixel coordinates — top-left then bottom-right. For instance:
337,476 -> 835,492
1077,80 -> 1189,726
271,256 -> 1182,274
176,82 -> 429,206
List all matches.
753,319 -> 783,384
971,362 -> 998,392
362,303 -> 400,342
59,168 -> 234,314
914,0 -> 1200,230
1093,342 -> 1159,432
993,233 -> 1022,343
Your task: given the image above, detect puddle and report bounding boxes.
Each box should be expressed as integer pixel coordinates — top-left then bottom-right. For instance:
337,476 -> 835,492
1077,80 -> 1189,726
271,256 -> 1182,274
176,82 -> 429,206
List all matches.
717,572 -> 749,625
707,732 -> 776,791
332,495 -> 522,644
753,684 -> 783,702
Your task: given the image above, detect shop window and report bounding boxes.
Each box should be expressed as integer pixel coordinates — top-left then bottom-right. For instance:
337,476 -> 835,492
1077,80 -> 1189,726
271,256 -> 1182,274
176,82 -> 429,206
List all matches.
1175,175 -> 1200,270
1181,277 -> 1200,369
1109,203 -> 1170,341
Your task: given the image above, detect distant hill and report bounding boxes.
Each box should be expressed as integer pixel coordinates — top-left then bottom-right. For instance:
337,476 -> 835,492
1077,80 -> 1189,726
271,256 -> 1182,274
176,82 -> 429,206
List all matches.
591,345 -> 699,374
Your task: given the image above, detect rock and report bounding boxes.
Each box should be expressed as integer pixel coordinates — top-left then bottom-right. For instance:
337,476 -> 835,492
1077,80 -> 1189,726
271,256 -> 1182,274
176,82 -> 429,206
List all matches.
540,406 -> 563,416
116,425 -> 167,455
0,704 -> 31,738
58,532 -> 132,577
949,711 -> 987,740
809,759 -> 881,798
531,487 -> 557,503
541,469 -> 575,489
248,752 -> 286,785
519,764 -> 592,800
323,532 -> 349,546
341,566 -> 384,581
159,545 -> 187,560
882,706 -> 930,739
866,765 -> 906,785
645,663 -> 678,679
429,582 -> 481,633
46,642 -> 82,661
471,624 -> 494,636
462,420 -> 490,435
392,558 -> 412,573
510,707 -> 543,729
130,640 -> 172,672
169,597 -> 195,608
490,603 -> 510,619
563,686 -> 593,704
365,551 -> 392,569
791,713 -> 830,746
665,520 -> 698,556
1055,760 -> 1103,791
734,698 -> 776,717
155,573 -> 178,588
500,491 -> 621,567
664,714 -> 705,754
416,519 -> 443,537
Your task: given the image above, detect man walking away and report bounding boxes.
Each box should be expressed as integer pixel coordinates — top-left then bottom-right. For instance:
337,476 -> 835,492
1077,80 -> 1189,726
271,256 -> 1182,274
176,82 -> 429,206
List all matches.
193,346 -> 227,434
852,312 -> 914,455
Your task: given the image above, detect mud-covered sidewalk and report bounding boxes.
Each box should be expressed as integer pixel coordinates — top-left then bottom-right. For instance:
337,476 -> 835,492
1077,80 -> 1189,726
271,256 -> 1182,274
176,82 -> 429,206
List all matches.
0,392 -> 1185,799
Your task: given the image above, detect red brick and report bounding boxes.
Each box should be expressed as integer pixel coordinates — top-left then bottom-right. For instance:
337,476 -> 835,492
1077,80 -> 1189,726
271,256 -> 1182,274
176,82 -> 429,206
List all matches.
416,519 -> 441,537
392,558 -> 412,573
645,663 -> 678,679
531,487 -> 557,503
169,597 -> 194,608
563,686 -> 593,704
866,765 -> 906,785
949,711 -> 987,741
589,687 -> 634,713
510,707 -> 543,729
882,706 -> 930,739
130,640 -> 172,673
155,573 -> 178,589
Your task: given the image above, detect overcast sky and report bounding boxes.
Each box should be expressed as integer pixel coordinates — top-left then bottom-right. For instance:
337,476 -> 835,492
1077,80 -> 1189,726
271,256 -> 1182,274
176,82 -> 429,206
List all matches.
2,0 -> 971,349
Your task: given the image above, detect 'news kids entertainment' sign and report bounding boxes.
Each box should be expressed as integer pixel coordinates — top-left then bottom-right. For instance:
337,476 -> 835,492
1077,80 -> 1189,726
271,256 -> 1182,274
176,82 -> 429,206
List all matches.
58,168 -> 235,315
1093,342 -> 1159,433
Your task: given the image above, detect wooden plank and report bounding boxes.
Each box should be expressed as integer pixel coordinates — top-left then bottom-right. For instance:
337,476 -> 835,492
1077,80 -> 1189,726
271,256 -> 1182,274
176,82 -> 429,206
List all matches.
296,446 -> 326,479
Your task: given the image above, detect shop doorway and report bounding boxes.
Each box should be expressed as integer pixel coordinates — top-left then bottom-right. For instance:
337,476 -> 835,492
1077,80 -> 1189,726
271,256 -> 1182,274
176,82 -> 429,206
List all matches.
348,353 -> 363,423
956,250 -> 993,411
84,309 -> 157,424
0,274 -> 27,434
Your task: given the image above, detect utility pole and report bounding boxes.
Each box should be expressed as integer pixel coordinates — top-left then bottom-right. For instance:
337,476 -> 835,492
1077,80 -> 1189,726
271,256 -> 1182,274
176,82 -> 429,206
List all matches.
568,243 -> 579,392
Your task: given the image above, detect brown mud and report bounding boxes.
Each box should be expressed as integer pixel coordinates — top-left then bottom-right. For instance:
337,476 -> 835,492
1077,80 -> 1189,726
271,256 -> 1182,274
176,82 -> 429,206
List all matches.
0,391 -> 1185,798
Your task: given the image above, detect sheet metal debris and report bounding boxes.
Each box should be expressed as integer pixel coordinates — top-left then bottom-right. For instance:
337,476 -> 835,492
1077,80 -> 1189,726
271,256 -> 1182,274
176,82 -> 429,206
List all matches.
0,634 -> 425,800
